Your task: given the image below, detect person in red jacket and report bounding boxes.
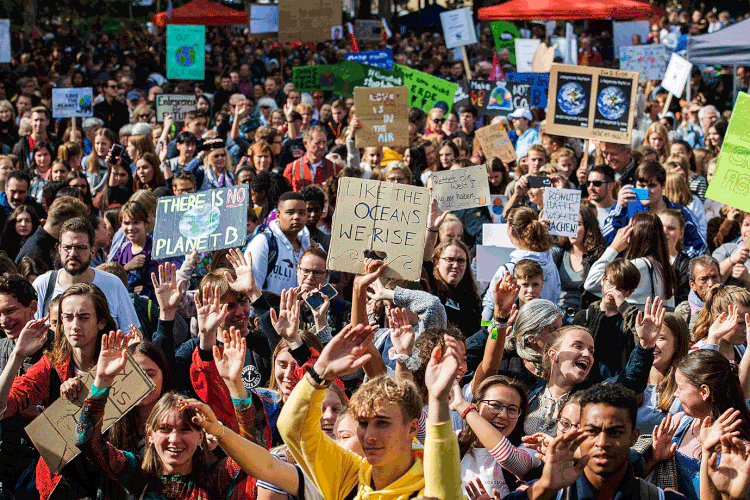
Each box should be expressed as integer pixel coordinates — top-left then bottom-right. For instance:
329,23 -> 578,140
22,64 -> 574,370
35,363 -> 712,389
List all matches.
283,126 -> 340,191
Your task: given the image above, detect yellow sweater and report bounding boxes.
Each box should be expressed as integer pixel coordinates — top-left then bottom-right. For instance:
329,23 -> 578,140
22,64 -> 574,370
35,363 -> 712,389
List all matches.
278,377 -> 464,500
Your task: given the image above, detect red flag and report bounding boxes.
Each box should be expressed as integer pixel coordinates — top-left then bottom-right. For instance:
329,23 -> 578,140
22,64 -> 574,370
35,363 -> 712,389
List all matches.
347,22 -> 359,52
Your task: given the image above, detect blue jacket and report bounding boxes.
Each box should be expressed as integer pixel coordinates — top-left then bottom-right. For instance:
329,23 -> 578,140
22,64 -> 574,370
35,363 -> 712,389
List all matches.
0,192 -> 44,218
601,197 -> 707,258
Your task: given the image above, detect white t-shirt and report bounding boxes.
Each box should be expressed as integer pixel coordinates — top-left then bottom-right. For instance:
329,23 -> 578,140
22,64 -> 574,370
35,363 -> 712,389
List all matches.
33,269 -> 141,334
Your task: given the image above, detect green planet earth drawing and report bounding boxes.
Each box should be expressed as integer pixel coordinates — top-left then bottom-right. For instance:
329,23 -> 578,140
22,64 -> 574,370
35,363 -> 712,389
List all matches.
175,46 -> 197,67
179,204 -> 221,240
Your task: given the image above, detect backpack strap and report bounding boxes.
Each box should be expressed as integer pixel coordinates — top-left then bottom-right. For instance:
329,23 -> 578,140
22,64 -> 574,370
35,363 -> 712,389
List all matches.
41,271 -> 59,318
261,231 -> 278,289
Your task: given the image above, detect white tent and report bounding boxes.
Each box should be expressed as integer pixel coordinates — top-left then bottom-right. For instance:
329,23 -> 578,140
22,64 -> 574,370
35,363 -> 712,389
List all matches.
687,18 -> 750,66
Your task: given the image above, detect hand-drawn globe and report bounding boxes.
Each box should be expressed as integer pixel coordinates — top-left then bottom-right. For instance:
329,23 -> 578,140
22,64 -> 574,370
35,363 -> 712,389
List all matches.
175,46 -> 197,67
78,94 -> 92,113
488,86 -> 512,110
179,203 -> 221,240
557,82 -> 586,116
597,86 -> 627,120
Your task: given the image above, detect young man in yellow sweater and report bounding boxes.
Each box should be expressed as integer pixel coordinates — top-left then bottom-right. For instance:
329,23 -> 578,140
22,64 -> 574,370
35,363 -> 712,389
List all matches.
278,323 -> 463,500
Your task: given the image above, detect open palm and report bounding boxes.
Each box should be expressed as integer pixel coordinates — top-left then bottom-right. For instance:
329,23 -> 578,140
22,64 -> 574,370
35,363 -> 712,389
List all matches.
225,248 -> 258,297
270,288 -> 300,342
314,324 -> 374,380
389,307 -> 415,355
539,430 -> 589,491
95,331 -> 129,387
152,264 -> 185,311
213,327 -> 246,383
195,284 -> 229,335
424,336 -> 461,400
707,436 -> 750,500
14,317 -> 50,357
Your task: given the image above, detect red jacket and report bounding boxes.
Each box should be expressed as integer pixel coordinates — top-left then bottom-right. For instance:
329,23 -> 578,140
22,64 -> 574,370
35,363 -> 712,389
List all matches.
283,155 -> 340,191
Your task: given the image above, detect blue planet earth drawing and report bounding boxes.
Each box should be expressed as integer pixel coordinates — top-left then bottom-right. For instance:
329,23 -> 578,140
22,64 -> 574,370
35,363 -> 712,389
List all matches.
175,46 -> 197,67
488,85 -> 512,110
597,86 -> 627,120
179,204 -> 221,240
78,94 -> 92,114
557,82 -> 586,116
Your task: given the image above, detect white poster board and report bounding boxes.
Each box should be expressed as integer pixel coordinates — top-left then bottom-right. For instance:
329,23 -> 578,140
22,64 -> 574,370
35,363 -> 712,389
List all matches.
619,45 -> 670,82
0,20 -> 9,64
543,187 -> 581,237
515,39 -> 541,73
51,88 -> 94,118
431,164 -> 491,212
439,7 -> 478,49
662,53 -> 693,97
483,223 -> 514,247
477,245 -> 515,282
250,5 -> 279,34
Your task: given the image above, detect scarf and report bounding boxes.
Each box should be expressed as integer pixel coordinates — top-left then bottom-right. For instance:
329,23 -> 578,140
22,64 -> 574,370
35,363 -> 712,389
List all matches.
687,289 -> 705,316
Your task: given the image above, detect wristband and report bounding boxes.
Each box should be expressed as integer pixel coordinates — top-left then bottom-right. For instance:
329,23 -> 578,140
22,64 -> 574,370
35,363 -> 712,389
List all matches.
388,347 -> 422,370
489,322 -> 506,340
460,404 -> 478,420
216,422 -> 226,440
305,364 -> 330,388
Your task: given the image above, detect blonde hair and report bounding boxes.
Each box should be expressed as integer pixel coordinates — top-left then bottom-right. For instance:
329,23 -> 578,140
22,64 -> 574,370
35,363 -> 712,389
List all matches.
693,286 -> 750,343
643,122 -> 671,159
129,134 -> 156,163
664,171 -> 692,206
348,376 -> 422,422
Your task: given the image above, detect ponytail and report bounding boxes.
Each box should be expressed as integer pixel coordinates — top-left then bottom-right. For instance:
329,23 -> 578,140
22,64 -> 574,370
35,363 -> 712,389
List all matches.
507,207 -> 551,252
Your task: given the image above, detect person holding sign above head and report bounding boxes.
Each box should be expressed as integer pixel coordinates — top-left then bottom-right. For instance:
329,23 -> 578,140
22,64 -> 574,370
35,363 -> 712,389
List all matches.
283,126 -> 340,192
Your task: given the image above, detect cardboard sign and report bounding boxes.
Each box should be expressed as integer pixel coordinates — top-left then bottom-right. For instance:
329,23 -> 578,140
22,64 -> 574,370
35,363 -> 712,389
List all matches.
619,45 -> 670,82
327,178 -> 430,281
153,186 -> 249,259
51,88 -> 94,119
166,25 -> 205,80
543,187 -> 582,237
279,0 -> 339,43
431,164 -> 491,212
662,52 -> 692,97
344,49 -> 394,69
250,5 -> 279,34
25,357 -> 155,475
490,195 -> 508,223
0,20 -> 9,64
354,20 -> 383,42
475,123 -> 516,163
440,8 -> 477,49
545,64 -> 639,145
395,64 -> 457,113
515,39 -> 541,73
477,245 -> 515,281
155,94 -> 198,123
490,21 -> 521,65
353,86 -> 409,148
293,62 -> 403,95
705,92 -> 750,211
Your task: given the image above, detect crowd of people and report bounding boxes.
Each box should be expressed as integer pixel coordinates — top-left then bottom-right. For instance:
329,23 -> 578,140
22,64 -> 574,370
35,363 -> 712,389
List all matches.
0,5 -> 749,500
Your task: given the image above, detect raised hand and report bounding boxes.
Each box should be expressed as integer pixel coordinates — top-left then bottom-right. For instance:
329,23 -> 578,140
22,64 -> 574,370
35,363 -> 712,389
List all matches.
151,263 -> 185,316
448,381 -> 467,412
522,432 -> 553,460
427,197 -> 448,232
424,335 -> 463,401
13,317 -> 49,358
532,429 -> 589,494
636,296 -> 665,349
179,398 -> 224,437
60,375 -> 84,401
389,307 -> 415,356
195,284 -> 229,337
353,258 -> 386,295
610,224 -> 633,253
707,435 -> 750,500
270,288 -> 301,342
492,272 -> 519,320
312,324 -> 374,381
94,330 -> 129,389
651,413 -> 679,463
213,327 -> 247,384
700,408 -> 742,452
707,305 -> 740,345
224,248 -> 259,299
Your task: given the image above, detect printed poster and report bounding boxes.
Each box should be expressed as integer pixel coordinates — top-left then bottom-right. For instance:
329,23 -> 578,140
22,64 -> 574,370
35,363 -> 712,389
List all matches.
166,25 -> 205,80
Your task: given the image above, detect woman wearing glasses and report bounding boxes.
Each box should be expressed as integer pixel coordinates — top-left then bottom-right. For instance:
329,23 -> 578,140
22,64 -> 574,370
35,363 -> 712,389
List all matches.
200,140 -> 235,191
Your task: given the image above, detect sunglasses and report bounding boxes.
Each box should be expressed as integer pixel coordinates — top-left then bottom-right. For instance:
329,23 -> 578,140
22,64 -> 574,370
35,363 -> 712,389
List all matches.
433,118 -> 446,123
587,180 -> 611,187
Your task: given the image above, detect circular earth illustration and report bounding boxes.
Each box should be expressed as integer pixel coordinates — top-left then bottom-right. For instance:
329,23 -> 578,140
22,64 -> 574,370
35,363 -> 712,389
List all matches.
488,86 -> 512,110
597,86 -> 627,120
78,94 -> 92,113
175,46 -> 197,67
179,204 -> 221,240
557,82 -> 586,116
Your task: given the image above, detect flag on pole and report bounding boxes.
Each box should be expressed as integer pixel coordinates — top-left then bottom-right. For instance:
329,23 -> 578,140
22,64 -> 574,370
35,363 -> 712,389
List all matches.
381,17 -> 392,40
347,22 -> 359,53
166,0 -> 173,19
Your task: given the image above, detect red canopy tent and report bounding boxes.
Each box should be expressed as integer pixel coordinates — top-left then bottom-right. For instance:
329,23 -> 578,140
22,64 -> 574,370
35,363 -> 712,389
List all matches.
478,0 -> 664,21
153,0 -> 249,26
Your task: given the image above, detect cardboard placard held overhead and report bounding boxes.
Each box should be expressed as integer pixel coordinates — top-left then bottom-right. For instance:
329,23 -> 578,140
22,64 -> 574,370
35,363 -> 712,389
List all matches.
440,8 -> 478,49
344,49 -> 393,69
619,45 -> 670,82
278,0 -> 340,43
662,52 -> 693,98
475,124 -> 516,163
153,186 -> 249,259
395,64 -> 458,112
354,20 -> 383,42
515,39 -> 541,73
166,25 -> 205,80
25,357 -> 155,475
545,64 -> 639,145
327,178 -> 430,281
353,86 -> 409,148
431,164 -> 491,212
51,88 -> 94,119
155,94 -> 198,123
544,187 -> 582,237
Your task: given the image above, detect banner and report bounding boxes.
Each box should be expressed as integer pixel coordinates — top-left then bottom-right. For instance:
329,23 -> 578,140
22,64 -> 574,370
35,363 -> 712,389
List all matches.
166,25 -> 205,80
327,178 -> 430,281
155,94 -> 198,123
490,21 -> 521,65
353,86 -> 409,148
293,62 -> 403,95
0,20 -> 9,64
431,164 -> 491,212
51,88 -> 94,118
279,0 -> 340,43
344,49 -> 393,69
153,186 -> 249,259
250,5 -> 279,34
619,44 -> 669,82
440,7 -> 478,49
395,64 -> 457,112
544,187 -> 582,237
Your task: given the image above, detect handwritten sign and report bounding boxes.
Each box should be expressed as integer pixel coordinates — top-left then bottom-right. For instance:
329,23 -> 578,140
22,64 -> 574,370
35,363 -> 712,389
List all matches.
544,187 -> 582,237
505,73 -> 549,111
546,64 -> 639,145
395,64 -> 457,113
250,5 -> 279,34
440,8 -> 478,49
293,62 -> 403,96
153,186 -> 249,259
279,0 -> 339,43
344,49 -> 394,69
51,88 -> 94,119
166,25 -> 205,80
327,178 -> 430,281
515,39 -> 541,73
475,124 -> 516,163
662,52 -> 692,98
619,45 -> 670,82
431,164 -> 491,212
155,94 -> 198,123
25,356 -> 155,474
354,86 -> 408,148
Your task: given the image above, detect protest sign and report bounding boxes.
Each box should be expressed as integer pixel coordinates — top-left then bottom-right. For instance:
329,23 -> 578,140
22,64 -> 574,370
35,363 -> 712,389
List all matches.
619,44 -> 669,82
327,178 -> 430,281
278,0 -> 339,43
515,39 -> 541,73
470,80 -> 510,115
477,245 -> 515,282
353,86 -> 408,148
453,80 -> 471,111
546,64 -> 639,145
440,8 -> 478,49
25,357 -> 155,475
166,25 -> 205,80
292,65 -> 338,92
395,64 -> 457,113
544,187 -> 582,237
0,20 -> 9,64
293,62 -> 403,95
51,88 -> 94,119
490,195 -> 508,223
470,74 -> 549,116
155,94 -> 198,123
431,164 -> 491,212
152,186 -> 249,259
483,223 -> 514,247
475,123 -> 516,163
344,49 -> 394,69
490,21 -> 521,65
705,92 -> 750,211
613,21 -> 649,55
250,5 -> 279,34
662,52 -> 692,97
355,20 -> 383,42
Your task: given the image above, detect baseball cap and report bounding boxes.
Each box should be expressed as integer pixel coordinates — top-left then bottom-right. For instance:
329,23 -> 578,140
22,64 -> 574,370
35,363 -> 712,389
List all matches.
126,91 -> 140,102
508,108 -> 533,121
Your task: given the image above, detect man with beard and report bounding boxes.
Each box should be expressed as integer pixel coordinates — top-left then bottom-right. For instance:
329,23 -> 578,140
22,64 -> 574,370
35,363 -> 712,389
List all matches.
31,217 -> 139,333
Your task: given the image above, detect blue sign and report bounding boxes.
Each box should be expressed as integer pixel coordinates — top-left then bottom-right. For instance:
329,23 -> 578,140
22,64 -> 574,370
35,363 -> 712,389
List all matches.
344,49 -> 394,70
505,72 -> 549,111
